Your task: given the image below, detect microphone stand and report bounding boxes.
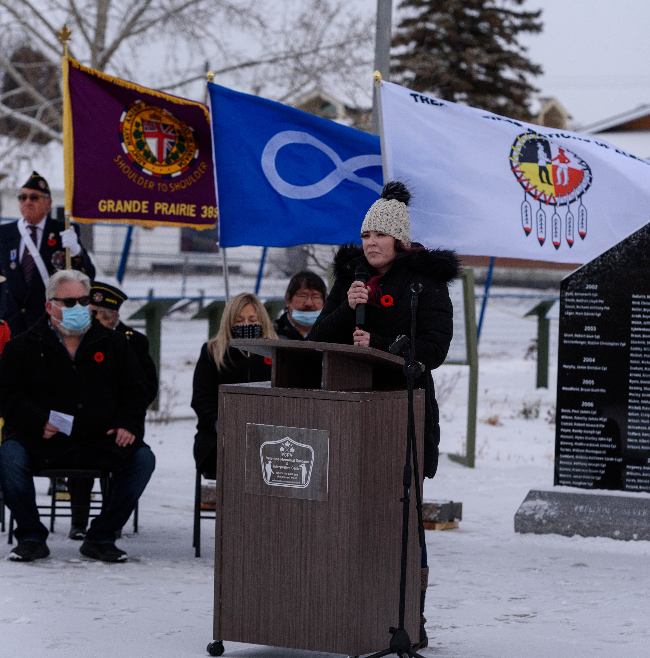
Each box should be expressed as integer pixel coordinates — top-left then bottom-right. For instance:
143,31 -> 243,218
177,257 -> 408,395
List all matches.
363,282 -> 427,658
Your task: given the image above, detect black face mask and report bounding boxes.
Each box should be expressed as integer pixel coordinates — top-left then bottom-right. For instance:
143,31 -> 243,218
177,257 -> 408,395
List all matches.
231,324 -> 263,339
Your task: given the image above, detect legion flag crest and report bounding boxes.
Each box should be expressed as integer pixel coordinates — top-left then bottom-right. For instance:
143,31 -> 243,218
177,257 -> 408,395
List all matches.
62,57 -> 217,229
378,80 -> 650,264
119,101 -> 199,178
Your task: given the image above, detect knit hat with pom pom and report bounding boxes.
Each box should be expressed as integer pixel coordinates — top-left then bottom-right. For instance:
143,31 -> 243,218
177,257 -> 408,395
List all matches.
360,181 -> 411,248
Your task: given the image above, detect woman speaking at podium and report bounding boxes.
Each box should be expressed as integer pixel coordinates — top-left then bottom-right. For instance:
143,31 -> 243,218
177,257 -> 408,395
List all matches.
309,181 -> 460,650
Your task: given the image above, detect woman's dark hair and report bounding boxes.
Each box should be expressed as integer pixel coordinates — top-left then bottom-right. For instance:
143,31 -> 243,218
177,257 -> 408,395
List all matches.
285,270 -> 327,301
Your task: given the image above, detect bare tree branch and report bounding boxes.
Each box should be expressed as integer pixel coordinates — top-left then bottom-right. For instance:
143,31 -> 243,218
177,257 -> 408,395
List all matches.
98,0 -> 153,70
0,1 -> 65,56
161,39 -> 372,91
0,101 -> 63,142
68,0 -> 94,53
0,53 -> 52,107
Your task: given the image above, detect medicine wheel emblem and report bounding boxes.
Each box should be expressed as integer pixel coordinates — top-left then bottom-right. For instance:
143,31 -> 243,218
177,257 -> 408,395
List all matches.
510,130 -> 592,249
119,101 -> 198,178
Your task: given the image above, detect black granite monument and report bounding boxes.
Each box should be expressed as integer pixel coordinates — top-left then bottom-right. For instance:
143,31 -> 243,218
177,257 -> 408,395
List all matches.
555,222 -> 650,492
515,223 -> 650,540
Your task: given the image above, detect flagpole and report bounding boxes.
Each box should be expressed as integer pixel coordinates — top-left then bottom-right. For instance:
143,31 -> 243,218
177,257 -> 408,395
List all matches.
206,69 -> 230,302
374,71 -> 388,185
59,24 -> 73,270
372,0 -> 393,135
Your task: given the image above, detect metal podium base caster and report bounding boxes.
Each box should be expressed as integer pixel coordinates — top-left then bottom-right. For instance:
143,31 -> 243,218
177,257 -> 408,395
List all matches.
207,640 -> 224,656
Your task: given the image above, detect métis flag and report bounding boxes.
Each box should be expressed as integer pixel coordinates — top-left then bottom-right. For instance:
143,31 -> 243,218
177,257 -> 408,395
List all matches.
62,57 -> 217,229
208,82 -> 382,248
378,80 -> 650,264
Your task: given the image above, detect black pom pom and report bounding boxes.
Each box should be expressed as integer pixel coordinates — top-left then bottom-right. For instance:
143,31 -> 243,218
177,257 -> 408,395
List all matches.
381,180 -> 410,206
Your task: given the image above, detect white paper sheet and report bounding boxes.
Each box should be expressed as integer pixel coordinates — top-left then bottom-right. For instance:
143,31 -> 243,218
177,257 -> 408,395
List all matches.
48,410 -> 74,436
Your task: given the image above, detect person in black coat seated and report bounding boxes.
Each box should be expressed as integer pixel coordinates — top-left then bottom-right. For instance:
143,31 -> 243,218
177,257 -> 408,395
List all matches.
308,181 -> 460,651
88,282 -> 159,407
273,270 -> 326,340
192,293 -> 277,479
0,270 -> 154,563
0,171 -> 95,336
66,281 -> 159,540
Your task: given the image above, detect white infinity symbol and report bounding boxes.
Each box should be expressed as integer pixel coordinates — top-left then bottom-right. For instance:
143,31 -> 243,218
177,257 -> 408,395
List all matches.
261,130 -> 383,200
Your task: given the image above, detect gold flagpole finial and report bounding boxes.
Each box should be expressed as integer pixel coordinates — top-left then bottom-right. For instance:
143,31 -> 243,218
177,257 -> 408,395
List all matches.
206,70 -> 215,83
58,24 -> 72,56
373,70 -> 382,84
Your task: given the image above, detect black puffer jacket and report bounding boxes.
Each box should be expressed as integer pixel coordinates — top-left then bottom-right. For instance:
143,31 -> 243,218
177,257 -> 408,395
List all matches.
191,343 -> 272,476
309,244 -> 460,478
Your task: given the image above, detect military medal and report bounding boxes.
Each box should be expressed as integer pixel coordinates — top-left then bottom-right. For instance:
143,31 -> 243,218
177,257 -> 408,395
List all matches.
51,250 -> 65,270
9,249 -> 17,269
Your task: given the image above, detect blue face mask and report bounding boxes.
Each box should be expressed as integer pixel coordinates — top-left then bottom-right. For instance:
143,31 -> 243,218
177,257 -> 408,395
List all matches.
60,304 -> 91,331
291,309 -> 321,327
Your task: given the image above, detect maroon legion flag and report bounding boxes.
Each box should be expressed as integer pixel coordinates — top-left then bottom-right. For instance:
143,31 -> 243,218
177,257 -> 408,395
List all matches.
62,57 -> 217,229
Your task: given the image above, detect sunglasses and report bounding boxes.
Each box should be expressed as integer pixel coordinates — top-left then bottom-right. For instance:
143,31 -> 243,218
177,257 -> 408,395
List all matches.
18,193 -> 49,202
52,296 -> 91,308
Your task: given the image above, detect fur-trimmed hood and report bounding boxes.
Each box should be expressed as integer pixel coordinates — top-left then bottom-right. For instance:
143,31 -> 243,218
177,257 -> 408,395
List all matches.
333,243 -> 460,284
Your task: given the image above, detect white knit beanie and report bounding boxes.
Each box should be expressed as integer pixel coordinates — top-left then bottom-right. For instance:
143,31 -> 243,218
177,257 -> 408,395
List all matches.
360,181 -> 412,248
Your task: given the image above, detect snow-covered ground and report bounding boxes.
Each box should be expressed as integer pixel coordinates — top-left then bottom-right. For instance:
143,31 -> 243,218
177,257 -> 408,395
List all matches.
3,288 -> 650,658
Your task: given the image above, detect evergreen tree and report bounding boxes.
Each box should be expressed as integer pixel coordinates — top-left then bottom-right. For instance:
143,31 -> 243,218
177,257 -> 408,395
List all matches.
391,0 -> 543,120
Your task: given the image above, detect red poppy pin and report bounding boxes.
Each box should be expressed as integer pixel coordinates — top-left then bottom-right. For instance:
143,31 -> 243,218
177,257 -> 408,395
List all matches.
47,238 -> 56,247
380,295 -> 394,307
94,351 -> 104,363
264,357 -> 272,365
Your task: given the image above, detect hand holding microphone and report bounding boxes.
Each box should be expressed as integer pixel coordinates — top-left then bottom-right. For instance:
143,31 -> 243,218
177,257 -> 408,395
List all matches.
351,265 -> 370,327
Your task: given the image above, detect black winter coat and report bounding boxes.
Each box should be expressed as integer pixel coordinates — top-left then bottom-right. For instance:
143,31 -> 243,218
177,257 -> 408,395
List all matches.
191,343 -> 272,475
274,311 -> 308,341
0,218 -> 95,336
0,315 -> 148,466
309,244 -> 460,478
116,321 -> 159,407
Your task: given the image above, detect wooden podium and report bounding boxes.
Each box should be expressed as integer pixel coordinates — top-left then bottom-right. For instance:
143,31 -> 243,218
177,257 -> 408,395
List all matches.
213,339 -> 424,656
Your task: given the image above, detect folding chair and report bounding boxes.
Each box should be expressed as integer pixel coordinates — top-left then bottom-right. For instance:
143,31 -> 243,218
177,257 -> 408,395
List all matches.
8,468 -> 138,544
193,470 -> 216,558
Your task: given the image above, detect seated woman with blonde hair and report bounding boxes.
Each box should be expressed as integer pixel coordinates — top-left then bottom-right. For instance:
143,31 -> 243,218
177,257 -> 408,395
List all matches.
191,293 -> 277,479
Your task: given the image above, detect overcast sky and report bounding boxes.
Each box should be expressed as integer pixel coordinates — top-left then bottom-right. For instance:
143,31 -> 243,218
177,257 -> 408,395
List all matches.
519,0 -> 650,128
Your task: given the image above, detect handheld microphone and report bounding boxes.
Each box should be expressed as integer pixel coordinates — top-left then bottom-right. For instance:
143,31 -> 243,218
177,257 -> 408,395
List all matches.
354,265 -> 370,327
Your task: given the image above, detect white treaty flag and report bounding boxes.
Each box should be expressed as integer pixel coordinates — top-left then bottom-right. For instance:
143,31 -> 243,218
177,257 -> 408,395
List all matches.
378,80 -> 650,264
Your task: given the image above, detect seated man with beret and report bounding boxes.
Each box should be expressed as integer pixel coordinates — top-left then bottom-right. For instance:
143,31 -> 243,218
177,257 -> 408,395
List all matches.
0,270 -> 154,563
67,281 -> 159,539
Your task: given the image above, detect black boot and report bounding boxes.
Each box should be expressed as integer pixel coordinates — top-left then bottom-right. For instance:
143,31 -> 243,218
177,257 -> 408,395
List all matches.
412,566 -> 429,651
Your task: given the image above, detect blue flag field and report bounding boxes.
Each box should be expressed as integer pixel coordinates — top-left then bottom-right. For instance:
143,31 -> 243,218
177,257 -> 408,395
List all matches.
208,83 -> 382,248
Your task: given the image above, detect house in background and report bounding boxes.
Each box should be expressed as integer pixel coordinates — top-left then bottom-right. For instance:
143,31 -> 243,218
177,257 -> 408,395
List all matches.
292,89 -> 372,133
529,97 -> 572,130
580,105 -> 650,158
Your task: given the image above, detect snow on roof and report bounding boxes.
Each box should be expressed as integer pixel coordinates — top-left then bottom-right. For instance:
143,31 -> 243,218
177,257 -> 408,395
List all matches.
580,104 -> 650,134
585,130 -> 650,160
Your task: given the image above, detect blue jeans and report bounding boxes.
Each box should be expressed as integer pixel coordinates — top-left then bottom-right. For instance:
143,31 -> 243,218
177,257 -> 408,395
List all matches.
0,440 -> 155,544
